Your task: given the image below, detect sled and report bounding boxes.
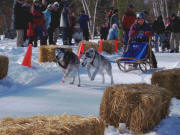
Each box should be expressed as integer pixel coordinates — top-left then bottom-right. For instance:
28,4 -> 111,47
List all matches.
116,40 -> 153,72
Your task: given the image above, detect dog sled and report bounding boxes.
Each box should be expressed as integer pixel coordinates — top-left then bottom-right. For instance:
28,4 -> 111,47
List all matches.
116,40 -> 154,72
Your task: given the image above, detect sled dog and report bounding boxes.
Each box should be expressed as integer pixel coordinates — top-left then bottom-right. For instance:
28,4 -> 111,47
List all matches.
81,48 -> 114,84
55,48 -> 80,87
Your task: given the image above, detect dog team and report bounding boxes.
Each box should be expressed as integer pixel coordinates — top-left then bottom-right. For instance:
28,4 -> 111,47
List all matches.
55,48 -> 114,87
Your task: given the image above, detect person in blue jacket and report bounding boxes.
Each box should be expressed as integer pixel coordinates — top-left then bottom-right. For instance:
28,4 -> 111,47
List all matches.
78,11 -> 90,41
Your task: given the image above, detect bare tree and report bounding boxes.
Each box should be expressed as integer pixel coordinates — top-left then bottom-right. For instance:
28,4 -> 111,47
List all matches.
81,0 -> 101,39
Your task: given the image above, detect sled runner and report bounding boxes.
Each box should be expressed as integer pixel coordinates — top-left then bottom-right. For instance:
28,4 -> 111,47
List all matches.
116,40 -> 153,72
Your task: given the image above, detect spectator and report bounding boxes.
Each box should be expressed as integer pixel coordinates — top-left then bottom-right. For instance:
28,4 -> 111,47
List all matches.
107,24 -> 118,40
78,10 -> 90,41
169,13 -> 180,53
14,0 -> 26,47
68,12 -> 77,45
48,2 -> 61,45
152,15 -> 165,52
72,26 -> 83,45
31,0 -> 46,46
100,22 -> 109,40
110,9 -> 119,27
60,4 -> 70,45
43,4 -> 53,45
121,4 -> 136,46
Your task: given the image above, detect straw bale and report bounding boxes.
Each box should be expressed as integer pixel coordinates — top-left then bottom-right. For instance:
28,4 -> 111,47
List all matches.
151,68 -> 180,99
0,55 -> 9,80
77,41 -> 99,53
0,114 -> 105,135
100,83 -> 172,133
39,45 -> 72,63
101,40 -> 123,54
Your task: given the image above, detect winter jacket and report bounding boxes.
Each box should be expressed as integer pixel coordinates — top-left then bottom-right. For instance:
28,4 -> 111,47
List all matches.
107,28 -> 118,40
50,10 -> 61,29
78,14 -> 89,29
110,13 -> 119,27
60,8 -> 70,27
43,9 -> 51,29
14,2 -> 27,29
152,18 -> 165,34
121,11 -> 136,31
129,22 -> 153,42
170,17 -> 180,33
100,25 -> 109,40
32,5 -> 45,28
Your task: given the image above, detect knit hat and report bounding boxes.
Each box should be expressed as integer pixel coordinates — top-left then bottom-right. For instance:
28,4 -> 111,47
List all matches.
54,2 -> 59,7
47,4 -> 52,9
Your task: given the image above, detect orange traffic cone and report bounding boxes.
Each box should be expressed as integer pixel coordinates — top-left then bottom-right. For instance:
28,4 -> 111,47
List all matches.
114,40 -> 118,53
98,40 -> 103,53
22,44 -> 32,68
77,43 -> 85,59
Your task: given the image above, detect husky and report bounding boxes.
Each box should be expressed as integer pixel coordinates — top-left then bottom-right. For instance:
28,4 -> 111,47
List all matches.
81,48 -> 114,84
55,48 -> 80,87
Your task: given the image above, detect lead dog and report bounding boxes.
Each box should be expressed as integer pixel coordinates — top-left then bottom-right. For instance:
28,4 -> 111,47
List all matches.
81,48 -> 114,84
55,48 -> 80,87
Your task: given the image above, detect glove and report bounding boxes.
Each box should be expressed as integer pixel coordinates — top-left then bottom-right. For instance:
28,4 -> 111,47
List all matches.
145,31 -> 152,37
130,30 -> 137,35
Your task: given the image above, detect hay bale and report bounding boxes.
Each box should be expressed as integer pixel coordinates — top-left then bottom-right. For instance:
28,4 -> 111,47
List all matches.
100,83 -> 172,133
77,41 -> 99,53
151,68 -> 180,99
0,114 -> 105,135
77,40 -> 123,54
39,45 -> 72,63
101,40 -> 123,54
0,55 -> 9,80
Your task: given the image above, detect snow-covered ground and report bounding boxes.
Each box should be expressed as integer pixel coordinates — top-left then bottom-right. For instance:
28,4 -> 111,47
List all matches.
0,38 -> 180,135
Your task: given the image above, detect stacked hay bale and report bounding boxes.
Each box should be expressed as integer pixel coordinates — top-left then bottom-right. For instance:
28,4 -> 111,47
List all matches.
100,83 -> 172,133
100,40 -> 123,54
77,40 -> 123,54
0,114 -> 105,135
0,55 -> 9,80
151,68 -> 180,99
39,45 -> 72,63
77,40 -> 99,53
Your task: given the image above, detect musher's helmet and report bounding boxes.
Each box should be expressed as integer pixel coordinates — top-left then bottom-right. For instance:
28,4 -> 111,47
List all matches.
136,12 -> 146,19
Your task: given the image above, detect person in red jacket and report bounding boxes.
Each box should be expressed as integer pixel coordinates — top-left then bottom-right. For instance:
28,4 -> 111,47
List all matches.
121,4 -> 136,46
31,0 -> 46,47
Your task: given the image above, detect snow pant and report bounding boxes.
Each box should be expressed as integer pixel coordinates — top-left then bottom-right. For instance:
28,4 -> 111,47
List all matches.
123,30 -> 129,45
53,27 -> 60,44
48,27 -> 56,45
16,29 -> 24,47
34,26 -> 45,47
82,28 -> 89,41
170,32 -> 180,52
62,27 -> 68,45
154,33 -> 164,52
68,27 -> 73,44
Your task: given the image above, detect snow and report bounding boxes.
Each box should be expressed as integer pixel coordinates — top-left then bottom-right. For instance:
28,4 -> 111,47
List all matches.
0,37 -> 180,135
